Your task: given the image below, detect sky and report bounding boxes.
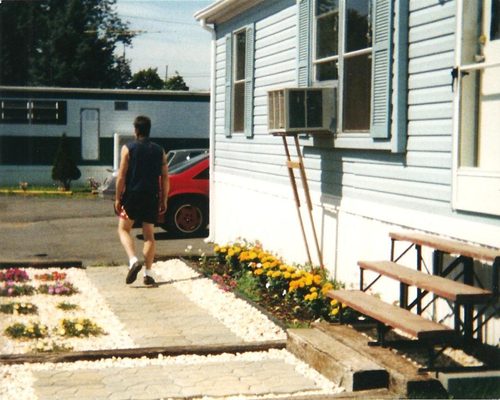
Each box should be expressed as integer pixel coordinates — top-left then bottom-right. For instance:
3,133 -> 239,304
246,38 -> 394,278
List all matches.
114,0 -> 213,91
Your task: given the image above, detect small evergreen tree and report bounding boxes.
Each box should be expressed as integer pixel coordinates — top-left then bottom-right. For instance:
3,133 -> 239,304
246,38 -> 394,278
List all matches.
164,72 -> 189,91
52,133 -> 81,190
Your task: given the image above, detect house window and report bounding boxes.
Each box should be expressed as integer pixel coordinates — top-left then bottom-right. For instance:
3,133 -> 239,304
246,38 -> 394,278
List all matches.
0,99 -> 66,124
299,0 -> 407,151
314,0 -> 372,132
233,30 -> 246,133
225,25 -> 255,138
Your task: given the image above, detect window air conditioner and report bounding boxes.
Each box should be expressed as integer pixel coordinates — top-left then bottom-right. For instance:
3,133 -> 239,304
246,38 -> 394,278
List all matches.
267,87 -> 336,134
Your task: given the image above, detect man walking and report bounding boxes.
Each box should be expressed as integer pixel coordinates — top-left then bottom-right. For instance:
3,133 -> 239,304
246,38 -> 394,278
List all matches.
115,115 -> 169,285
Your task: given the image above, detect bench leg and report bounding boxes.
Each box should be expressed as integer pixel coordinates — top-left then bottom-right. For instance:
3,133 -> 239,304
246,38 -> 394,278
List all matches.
416,245 -> 422,314
400,282 -> 408,309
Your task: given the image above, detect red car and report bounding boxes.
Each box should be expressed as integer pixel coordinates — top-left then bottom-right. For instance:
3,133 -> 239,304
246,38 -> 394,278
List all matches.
161,153 -> 209,237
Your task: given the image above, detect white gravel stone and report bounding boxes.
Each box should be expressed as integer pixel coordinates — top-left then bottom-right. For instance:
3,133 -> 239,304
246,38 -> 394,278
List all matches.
0,349 -> 343,400
0,261 -> 344,399
0,268 -> 134,354
154,259 -> 287,342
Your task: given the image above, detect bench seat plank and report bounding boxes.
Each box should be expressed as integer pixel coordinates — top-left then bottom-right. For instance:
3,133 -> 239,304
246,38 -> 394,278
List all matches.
327,290 -> 456,342
358,260 -> 492,303
390,231 -> 500,263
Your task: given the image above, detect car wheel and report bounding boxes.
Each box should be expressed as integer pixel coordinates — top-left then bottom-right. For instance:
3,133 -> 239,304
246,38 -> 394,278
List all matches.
163,197 -> 208,237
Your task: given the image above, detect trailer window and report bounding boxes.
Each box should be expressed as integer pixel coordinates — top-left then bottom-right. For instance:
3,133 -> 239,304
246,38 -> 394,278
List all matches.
114,101 -> 128,111
0,99 -> 67,125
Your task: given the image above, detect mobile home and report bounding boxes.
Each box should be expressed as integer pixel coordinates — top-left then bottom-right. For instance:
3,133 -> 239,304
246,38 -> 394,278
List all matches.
195,0 -> 500,345
0,86 -> 210,186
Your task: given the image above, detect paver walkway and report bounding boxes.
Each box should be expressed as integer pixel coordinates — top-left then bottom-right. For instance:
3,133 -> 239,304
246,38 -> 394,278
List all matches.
16,264 -> 339,399
33,357 -> 322,399
86,267 -> 243,347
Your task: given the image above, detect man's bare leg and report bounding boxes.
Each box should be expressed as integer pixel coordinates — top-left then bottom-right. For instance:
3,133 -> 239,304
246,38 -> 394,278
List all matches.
142,222 -> 156,270
118,217 -> 136,260
118,217 -> 143,284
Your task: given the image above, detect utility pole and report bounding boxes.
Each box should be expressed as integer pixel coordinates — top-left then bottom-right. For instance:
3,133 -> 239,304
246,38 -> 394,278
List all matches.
165,65 -> 168,81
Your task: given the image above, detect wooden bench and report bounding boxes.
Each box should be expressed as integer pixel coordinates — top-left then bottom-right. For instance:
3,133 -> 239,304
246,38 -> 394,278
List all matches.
389,231 -> 500,342
390,231 -> 500,264
390,231 -> 500,295
358,260 -> 493,305
327,289 -> 457,344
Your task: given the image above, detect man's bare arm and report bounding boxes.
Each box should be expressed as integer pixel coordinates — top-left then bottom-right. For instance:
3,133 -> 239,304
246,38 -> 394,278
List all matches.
159,152 -> 169,214
115,145 -> 129,213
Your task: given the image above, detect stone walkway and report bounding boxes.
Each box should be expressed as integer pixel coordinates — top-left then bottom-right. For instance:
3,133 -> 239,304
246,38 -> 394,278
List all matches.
86,267 -> 243,347
1,262 -> 342,399
32,354 -> 323,400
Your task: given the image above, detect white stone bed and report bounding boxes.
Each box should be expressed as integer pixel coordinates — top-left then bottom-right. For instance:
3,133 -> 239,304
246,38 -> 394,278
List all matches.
0,260 -> 344,399
0,349 -> 344,400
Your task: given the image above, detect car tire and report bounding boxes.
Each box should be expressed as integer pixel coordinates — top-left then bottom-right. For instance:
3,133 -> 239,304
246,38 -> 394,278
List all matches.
162,196 -> 208,237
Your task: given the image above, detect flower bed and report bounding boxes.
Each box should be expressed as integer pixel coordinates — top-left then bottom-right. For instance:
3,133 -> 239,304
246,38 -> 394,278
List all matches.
189,240 -> 355,326
0,267 -> 115,354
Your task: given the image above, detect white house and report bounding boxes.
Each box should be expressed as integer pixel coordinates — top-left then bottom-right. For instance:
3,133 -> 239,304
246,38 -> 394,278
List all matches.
195,0 -> 500,345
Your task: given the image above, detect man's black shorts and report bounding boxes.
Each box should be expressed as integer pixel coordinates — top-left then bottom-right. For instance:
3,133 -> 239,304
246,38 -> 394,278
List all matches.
122,191 -> 159,224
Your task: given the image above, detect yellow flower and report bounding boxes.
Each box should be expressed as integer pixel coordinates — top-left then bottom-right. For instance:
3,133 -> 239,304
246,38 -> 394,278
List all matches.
228,248 -> 235,257
254,269 -> 263,276
266,271 -> 273,277
313,274 -> 322,285
305,275 -> 313,286
330,307 -> 339,316
321,283 -> 333,295
279,264 -> 287,271
330,299 -> 338,306
283,272 -> 291,279
75,323 -> 84,331
214,245 -> 220,253
27,325 -> 34,333
310,287 -> 317,293
58,328 -> 66,335
272,271 -> 281,279
286,266 -> 296,273
309,292 -> 318,300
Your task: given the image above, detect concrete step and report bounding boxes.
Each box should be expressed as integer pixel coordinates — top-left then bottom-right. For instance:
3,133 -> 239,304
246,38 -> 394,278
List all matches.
437,370 -> 500,399
312,322 -> 448,398
287,328 -> 389,392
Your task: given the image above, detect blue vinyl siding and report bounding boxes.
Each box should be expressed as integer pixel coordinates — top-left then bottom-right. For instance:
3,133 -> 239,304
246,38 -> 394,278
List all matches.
213,0 -> 490,219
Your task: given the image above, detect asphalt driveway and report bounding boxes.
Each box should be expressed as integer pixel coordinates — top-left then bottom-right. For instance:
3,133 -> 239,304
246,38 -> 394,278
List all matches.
0,195 -> 213,266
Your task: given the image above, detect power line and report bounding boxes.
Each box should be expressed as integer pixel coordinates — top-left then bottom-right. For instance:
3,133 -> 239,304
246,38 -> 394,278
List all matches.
120,14 -> 197,26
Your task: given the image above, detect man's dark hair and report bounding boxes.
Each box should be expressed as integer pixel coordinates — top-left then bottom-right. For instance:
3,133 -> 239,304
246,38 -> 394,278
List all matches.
134,115 -> 151,137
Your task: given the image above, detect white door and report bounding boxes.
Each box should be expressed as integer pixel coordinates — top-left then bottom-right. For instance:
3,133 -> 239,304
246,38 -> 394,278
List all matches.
81,108 -> 99,160
454,0 -> 500,216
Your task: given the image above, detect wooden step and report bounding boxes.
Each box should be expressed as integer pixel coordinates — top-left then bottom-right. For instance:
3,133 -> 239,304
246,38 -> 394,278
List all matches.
327,290 -> 457,342
358,260 -> 493,303
313,322 -> 449,397
287,328 -> 389,392
389,231 -> 500,263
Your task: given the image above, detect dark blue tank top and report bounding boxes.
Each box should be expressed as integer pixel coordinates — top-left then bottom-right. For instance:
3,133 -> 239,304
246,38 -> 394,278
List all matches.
125,138 -> 164,194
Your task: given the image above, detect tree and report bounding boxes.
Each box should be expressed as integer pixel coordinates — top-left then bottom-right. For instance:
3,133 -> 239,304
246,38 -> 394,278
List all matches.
164,72 -> 189,91
52,134 -> 81,191
0,0 -> 134,88
128,68 -> 165,90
